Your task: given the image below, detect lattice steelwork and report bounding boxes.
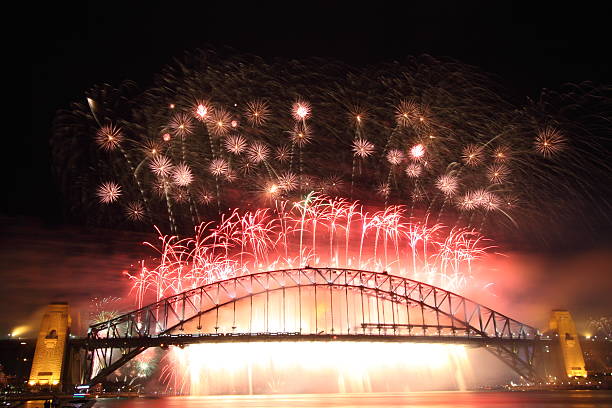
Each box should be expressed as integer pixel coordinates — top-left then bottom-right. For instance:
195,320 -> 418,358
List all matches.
83,268 -> 542,385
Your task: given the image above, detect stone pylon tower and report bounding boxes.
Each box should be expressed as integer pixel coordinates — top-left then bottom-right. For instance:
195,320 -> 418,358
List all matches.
28,303 -> 71,388
549,309 -> 587,378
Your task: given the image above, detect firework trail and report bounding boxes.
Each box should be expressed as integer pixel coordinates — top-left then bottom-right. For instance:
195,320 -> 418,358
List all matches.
125,194 -> 492,308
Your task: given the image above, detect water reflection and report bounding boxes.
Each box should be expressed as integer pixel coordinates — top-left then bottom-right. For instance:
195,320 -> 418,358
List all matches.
89,391 -> 612,408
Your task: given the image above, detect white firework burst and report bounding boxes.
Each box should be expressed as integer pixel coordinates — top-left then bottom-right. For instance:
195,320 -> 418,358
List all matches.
435,174 -> 459,197
95,124 -> 123,151
197,189 -> 214,205
247,141 -> 270,164
291,100 -> 311,121
224,168 -> 237,183
277,172 -> 298,192
208,108 -> 232,137
275,145 -> 292,162
492,146 -> 511,162
245,99 -> 271,126
168,113 -> 194,137
124,201 -> 145,221
386,149 -> 405,165
194,100 -> 212,121
322,175 -> 344,194
97,182 -> 122,204
149,155 -> 174,177
394,100 -> 420,127
405,163 -> 422,178
209,158 -> 229,176
535,127 -> 566,158
377,182 -> 391,198
290,124 -> 312,147
462,144 -> 483,166
224,134 -> 247,155
172,163 -> 194,186
352,139 -> 375,158
487,163 -> 510,184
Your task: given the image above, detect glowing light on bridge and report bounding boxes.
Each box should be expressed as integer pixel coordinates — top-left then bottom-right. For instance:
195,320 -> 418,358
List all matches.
164,342 -> 472,394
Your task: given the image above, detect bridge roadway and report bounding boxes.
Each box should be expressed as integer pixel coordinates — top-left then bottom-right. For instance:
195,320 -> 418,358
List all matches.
72,331 -> 549,349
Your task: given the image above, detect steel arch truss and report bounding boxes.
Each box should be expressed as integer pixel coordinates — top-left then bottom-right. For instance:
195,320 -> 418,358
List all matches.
84,268 -> 541,385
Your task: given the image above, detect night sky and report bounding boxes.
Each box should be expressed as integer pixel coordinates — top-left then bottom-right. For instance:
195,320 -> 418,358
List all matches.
6,2 -> 611,336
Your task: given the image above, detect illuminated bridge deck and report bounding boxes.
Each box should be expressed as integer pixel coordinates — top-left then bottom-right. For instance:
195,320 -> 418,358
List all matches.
73,331 -> 548,349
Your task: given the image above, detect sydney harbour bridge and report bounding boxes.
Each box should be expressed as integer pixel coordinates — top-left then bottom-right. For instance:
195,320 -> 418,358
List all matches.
67,267 -> 555,387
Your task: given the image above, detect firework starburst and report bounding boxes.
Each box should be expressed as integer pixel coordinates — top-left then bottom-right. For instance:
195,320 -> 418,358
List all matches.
224,134 -> 248,155
124,201 -> 145,221
535,127 -> 566,158
97,182 -> 122,204
172,163 -> 194,186
245,99 -> 271,126
168,113 -> 194,137
96,124 -> 124,151
149,155 -> 174,178
352,139 -> 375,158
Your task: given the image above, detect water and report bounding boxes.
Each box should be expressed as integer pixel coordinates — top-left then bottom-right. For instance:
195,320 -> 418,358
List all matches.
24,391 -> 611,408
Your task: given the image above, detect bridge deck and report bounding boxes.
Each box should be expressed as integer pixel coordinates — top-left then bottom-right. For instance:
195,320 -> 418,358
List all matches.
72,332 -> 547,349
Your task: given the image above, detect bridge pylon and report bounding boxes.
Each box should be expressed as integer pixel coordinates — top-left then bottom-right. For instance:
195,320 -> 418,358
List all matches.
28,302 -> 71,390
549,310 -> 587,378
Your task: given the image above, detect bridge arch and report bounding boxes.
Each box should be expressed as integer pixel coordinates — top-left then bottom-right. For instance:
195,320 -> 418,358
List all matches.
82,268 -> 542,385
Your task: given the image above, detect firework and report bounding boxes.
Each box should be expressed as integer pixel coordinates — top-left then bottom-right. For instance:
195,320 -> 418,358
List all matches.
245,99 -> 271,126
209,158 -> 229,176
223,134 -> 247,155
194,101 -> 211,121
97,182 -> 122,203
492,146 -> 510,162
395,100 -> 420,127
291,100 -> 311,121
410,144 -> 426,161
535,127 -> 566,158
52,49 -> 611,247
352,139 -> 375,158
172,163 -> 194,186
197,189 -> 214,205
247,141 -> 270,164
168,113 -> 194,137
386,149 -> 405,165
95,124 -> 123,151
128,194 -> 492,310
487,164 -> 509,184
436,174 -> 459,197
208,108 -> 232,137
149,155 -> 174,178
405,163 -> 422,178
124,201 -> 145,221
274,145 -> 292,162
290,124 -> 312,146
277,172 -> 298,192
461,144 -> 483,166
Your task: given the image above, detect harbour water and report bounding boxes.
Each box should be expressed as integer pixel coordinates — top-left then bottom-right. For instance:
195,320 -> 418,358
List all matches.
25,391 -> 612,408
